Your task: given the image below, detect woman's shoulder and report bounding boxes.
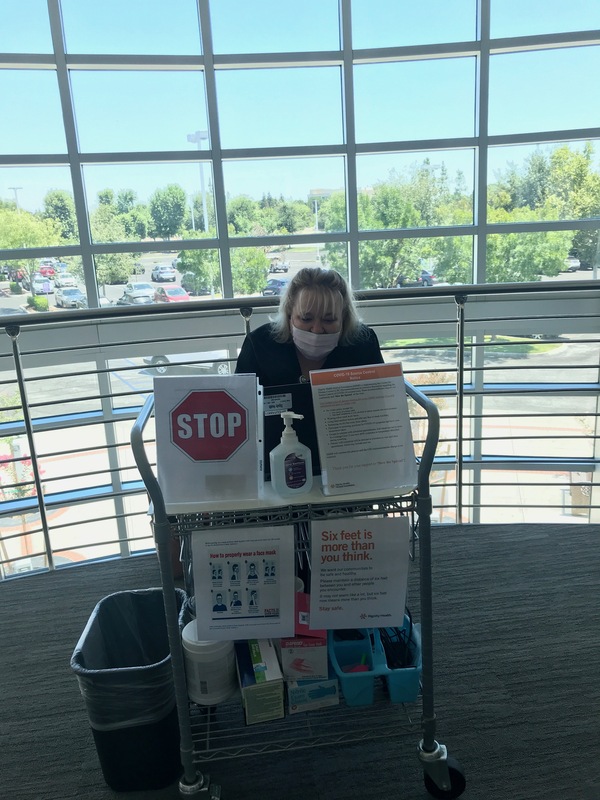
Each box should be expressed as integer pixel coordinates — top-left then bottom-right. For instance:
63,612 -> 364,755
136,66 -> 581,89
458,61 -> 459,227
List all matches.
247,322 -> 276,342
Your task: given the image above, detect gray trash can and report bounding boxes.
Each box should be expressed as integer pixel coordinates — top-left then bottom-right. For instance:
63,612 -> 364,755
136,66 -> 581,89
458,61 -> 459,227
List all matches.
71,587 -> 185,791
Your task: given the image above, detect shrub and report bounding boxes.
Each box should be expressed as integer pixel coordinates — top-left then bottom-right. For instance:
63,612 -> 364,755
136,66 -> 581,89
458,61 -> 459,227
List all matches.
9,281 -> 22,294
27,295 -> 49,312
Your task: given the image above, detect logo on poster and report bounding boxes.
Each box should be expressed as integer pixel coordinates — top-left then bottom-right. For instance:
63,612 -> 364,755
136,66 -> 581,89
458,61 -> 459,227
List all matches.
170,390 -> 248,460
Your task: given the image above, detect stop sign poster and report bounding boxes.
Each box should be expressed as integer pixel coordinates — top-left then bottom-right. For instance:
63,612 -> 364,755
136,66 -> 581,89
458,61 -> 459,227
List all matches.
154,375 -> 263,510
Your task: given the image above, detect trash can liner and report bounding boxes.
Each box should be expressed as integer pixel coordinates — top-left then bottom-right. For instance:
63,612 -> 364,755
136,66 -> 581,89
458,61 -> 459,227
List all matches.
70,588 -> 185,731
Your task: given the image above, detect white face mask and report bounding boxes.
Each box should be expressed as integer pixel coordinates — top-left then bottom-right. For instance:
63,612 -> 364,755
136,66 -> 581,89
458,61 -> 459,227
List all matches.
292,325 -> 340,360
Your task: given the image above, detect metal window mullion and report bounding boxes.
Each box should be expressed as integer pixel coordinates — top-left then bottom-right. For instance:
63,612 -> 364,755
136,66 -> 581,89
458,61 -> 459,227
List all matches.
474,0 -> 490,285
197,0 -> 232,297
46,0 -> 97,304
340,0 -> 359,288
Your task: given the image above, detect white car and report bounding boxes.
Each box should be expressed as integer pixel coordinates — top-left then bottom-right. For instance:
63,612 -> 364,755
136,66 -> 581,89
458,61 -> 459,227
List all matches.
151,265 -> 177,282
124,281 -> 155,302
143,350 -> 231,375
54,272 -> 77,288
55,287 -> 85,308
30,274 -> 55,295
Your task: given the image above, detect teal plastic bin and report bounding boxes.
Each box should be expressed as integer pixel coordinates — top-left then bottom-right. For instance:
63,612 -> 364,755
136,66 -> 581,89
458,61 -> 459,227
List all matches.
328,629 -> 377,707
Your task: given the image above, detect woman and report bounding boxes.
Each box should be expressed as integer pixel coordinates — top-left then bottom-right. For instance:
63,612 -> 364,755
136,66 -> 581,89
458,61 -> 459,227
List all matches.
235,267 -> 383,386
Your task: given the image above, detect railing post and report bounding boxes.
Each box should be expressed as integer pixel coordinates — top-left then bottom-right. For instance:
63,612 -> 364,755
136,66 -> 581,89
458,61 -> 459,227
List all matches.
4,324 -> 54,570
454,295 -> 468,524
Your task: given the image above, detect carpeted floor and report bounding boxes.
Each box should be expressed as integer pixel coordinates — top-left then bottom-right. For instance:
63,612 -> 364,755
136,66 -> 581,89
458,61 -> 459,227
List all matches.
1,524 -> 599,800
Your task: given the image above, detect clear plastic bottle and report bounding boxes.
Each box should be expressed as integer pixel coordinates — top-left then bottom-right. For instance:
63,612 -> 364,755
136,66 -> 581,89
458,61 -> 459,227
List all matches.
269,412 -> 313,497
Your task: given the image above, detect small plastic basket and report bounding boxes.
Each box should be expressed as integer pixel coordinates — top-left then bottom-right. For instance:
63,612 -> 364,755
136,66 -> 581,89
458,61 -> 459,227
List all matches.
328,617 -> 422,707
327,629 -> 377,707
375,621 -> 422,704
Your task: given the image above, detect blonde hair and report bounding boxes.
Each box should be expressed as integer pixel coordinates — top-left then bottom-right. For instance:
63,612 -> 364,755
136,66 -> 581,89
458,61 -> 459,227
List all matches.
271,267 -> 362,344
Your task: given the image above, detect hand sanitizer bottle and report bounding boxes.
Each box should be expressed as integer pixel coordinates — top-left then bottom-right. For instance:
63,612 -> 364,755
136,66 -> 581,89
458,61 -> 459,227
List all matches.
269,412 -> 313,497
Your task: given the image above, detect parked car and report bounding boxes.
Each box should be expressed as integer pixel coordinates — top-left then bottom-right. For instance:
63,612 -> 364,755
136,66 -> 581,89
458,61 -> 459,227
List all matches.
23,273 -> 54,295
180,272 -> 211,296
55,287 -> 86,308
151,264 -> 177,282
38,258 -> 57,277
564,256 -> 580,272
0,306 -> 25,317
270,260 -> 290,273
75,295 -> 113,309
394,269 -> 437,288
54,272 -> 77,288
123,281 -> 155,302
154,285 -> 191,303
143,350 -> 231,375
262,277 -> 290,296
115,293 -> 154,306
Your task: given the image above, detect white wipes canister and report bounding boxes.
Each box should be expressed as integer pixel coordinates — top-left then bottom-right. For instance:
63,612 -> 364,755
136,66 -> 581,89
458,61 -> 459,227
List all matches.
181,622 -> 237,705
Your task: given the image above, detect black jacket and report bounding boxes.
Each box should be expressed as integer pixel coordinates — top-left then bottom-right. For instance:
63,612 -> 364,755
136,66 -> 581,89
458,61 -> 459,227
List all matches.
235,323 -> 384,387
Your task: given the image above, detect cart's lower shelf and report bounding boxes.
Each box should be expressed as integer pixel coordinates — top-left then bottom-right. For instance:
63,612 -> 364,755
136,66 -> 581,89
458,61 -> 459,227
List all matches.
189,686 -> 421,763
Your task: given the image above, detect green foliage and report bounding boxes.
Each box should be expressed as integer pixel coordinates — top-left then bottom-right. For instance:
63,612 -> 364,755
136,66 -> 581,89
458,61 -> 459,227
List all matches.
9,282 -> 22,295
176,232 -> 221,293
0,207 -> 61,251
90,205 -> 136,284
43,190 -> 77,241
116,189 -> 136,214
27,295 -> 49,312
149,184 -> 187,239
97,188 -> 115,206
231,247 -> 270,296
227,196 -> 259,235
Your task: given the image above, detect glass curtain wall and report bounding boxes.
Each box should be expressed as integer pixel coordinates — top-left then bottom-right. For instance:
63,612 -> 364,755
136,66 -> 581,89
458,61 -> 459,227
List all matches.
0,0 -> 599,308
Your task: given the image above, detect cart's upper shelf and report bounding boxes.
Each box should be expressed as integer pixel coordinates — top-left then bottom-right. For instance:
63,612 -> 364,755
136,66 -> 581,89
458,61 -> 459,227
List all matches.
163,479 -> 417,516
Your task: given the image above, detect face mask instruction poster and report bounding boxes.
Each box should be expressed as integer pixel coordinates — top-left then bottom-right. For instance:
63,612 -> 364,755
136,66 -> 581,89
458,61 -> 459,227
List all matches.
192,525 -> 295,640
309,516 -> 410,630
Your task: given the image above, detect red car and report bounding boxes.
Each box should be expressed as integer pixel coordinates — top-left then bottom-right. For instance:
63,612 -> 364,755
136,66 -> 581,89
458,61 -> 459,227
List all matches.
39,260 -> 56,277
153,285 -> 191,303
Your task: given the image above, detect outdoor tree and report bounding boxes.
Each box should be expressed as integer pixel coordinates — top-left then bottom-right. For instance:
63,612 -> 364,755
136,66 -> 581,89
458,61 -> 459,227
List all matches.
116,189 -> 137,215
42,190 -> 77,241
231,246 -> 269,296
227,195 -> 259,235
149,184 -> 187,239
90,205 -> 136,285
121,204 -> 152,240
176,231 -> 221,294
97,188 -> 115,206
0,207 -> 61,286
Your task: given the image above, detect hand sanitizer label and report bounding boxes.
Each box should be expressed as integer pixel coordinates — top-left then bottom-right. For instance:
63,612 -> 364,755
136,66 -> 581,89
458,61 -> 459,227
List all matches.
284,453 -> 307,488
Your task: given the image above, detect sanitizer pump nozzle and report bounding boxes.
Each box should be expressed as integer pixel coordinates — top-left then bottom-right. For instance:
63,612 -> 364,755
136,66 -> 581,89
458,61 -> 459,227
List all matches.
269,411 -> 313,497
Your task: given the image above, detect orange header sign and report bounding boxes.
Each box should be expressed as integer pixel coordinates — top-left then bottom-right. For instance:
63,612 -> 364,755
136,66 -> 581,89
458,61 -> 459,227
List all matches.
309,362 -> 403,386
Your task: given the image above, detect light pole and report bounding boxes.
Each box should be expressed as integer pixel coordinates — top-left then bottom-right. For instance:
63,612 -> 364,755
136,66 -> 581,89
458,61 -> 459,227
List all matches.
8,186 -> 23,211
187,130 -> 209,233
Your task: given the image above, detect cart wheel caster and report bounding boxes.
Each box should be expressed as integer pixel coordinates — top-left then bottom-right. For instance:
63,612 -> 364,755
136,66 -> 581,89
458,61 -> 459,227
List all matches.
423,756 -> 466,799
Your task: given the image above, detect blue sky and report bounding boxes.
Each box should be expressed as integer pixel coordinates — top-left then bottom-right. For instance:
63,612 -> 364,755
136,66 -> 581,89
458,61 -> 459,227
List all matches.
0,0 -> 599,212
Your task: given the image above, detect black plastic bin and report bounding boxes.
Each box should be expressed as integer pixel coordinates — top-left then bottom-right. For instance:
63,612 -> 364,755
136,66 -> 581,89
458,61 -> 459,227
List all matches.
71,587 -> 185,792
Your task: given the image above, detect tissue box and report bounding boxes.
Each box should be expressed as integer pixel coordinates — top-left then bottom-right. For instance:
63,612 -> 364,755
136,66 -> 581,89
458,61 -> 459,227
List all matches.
286,676 -> 339,714
234,639 -> 284,725
277,635 -> 329,680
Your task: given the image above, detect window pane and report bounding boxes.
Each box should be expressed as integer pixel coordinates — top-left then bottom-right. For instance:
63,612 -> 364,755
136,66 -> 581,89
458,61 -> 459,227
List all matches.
352,0 -> 476,48
61,0 -> 202,55
0,0 -> 53,52
0,71 -> 67,154
0,166 -> 77,243
491,0 -> 600,38
83,162 -> 215,244
357,235 -> 473,289
217,67 -> 343,149
489,46 -> 599,136
486,228 -> 600,283
223,157 -> 346,236
70,71 -> 208,152
354,58 -> 476,143
356,150 -> 474,230
211,0 -> 340,53
488,140 -> 600,223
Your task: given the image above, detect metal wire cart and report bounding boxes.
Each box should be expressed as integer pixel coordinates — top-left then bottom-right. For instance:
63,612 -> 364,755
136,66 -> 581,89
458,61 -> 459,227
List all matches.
130,379 -> 466,799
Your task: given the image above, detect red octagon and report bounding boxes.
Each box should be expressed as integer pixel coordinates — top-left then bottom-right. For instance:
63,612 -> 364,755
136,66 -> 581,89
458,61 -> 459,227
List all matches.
170,390 -> 248,461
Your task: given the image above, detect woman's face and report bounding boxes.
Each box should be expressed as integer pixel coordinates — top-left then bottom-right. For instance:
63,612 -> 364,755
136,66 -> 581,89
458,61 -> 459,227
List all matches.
290,290 -> 342,334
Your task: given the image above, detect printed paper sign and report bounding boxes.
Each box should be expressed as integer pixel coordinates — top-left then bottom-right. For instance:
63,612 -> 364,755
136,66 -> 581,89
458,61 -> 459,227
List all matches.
310,363 -> 417,496
309,516 -> 410,629
192,526 -> 295,640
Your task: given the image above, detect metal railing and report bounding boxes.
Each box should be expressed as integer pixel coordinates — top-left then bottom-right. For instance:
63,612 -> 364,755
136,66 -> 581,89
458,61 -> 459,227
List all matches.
0,280 -> 598,578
